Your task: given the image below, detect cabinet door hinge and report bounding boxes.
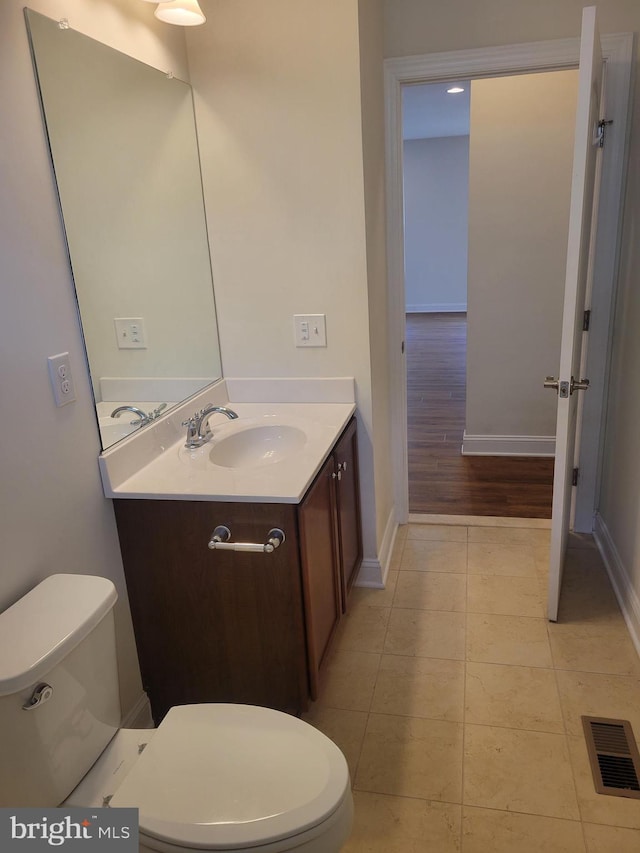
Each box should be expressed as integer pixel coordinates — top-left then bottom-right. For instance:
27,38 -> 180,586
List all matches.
583,309 -> 591,331
572,467 -> 579,487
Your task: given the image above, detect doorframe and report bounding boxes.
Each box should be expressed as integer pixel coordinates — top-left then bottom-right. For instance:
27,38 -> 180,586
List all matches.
384,33 -> 634,525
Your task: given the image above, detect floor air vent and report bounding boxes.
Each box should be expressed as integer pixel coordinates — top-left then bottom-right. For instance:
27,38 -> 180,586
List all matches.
582,716 -> 640,799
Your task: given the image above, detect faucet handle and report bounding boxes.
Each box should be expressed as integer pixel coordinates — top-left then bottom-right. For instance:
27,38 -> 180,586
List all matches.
151,403 -> 167,419
182,414 -> 201,449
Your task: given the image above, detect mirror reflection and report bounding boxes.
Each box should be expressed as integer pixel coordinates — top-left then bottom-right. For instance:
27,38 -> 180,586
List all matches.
25,9 -> 222,450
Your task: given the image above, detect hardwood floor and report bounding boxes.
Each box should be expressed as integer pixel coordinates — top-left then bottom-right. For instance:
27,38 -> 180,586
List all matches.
407,313 -> 554,518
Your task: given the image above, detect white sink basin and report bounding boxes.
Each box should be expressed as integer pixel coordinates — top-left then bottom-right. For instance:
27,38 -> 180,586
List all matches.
209,424 -> 307,469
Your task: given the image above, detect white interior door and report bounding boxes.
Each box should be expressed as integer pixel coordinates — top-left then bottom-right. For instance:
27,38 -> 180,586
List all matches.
547,5 -> 603,621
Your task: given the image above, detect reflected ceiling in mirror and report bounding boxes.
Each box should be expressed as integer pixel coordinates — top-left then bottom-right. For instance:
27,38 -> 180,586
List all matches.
25,9 -> 222,450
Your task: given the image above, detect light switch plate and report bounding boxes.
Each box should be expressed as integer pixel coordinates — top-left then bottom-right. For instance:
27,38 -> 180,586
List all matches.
114,317 -> 147,349
294,314 -> 327,347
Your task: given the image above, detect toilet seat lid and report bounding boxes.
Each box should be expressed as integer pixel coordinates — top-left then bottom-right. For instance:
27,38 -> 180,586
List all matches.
109,704 -> 350,850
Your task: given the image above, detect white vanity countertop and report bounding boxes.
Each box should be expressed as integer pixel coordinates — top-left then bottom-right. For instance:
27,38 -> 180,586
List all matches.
100,401 -> 356,503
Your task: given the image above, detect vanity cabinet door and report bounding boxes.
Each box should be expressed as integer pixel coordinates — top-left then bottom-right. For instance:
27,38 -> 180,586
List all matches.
114,499 -> 308,723
333,417 -> 363,610
298,455 -> 342,700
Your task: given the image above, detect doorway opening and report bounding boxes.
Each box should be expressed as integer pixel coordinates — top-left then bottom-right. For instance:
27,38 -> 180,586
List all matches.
402,72 -> 576,518
386,35 -> 632,529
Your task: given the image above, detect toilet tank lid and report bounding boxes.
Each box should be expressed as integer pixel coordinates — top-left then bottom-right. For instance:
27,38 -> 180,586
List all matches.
0,574 -> 118,696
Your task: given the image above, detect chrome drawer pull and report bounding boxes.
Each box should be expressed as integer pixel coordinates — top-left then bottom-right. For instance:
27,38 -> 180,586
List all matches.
208,526 -> 286,553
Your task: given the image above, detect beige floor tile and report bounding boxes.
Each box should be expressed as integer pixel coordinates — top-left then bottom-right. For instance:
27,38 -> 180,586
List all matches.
385,608 -> 466,660
464,724 -> 579,819
343,793 -> 461,853
301,706 -> 367,782
371,655 -> 464,721
533,544 -> 551,579
388,536 -> 406,571
567,735 -> 640,829
462,806 -> 586,853
467,526 -> 551,546
556,561 -> 624,626
583,823 -> 640,852
556,670 -> 640,736
355,713 -> 463,802
350,572 -> 398,609
400,539 -> 467,573
394,570 -> 466,612
548,623 -> 640,676
407,523 -> 468,542
335,606 -> 390,654
467,574 -> 545,617
466,613 -> 553,668
395,524 -> 409,542
318,650 -> 380,712
465,662 -> 564,733
467,543 -> 537,577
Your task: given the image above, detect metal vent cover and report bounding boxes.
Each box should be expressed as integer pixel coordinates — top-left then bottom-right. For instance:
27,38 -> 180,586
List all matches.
582,716 -> 640,799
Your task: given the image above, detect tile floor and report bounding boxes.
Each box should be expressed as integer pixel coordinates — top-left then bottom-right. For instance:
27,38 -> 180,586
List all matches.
303,521 -> 640,852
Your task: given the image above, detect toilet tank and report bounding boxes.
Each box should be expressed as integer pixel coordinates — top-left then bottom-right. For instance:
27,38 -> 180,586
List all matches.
0,574 -> 121,807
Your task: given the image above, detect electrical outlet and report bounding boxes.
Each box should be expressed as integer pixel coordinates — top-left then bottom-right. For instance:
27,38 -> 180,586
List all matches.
114,317 -> 147,349
293,314 -> 327,347
47,352 -> 76,407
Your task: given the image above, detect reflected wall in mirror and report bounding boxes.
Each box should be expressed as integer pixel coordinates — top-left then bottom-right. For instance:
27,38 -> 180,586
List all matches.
25,9 -> 222,450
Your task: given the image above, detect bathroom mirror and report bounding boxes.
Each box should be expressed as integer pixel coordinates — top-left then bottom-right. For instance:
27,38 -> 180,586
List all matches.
25,9 -> 222,450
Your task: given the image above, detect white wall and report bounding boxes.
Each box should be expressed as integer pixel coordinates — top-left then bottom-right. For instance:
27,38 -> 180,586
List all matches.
0,0 -> 188,717
465,71 -> 578,444
384,0 -> 640,636
597,72 -> 640,646
403,136 -> 469,312
383,0 -> 640,57
186,0 -> 388,569
358,0 -> 395,566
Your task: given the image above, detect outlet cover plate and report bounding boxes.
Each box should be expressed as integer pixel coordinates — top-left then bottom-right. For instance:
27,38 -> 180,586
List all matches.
47,352 -> 76,406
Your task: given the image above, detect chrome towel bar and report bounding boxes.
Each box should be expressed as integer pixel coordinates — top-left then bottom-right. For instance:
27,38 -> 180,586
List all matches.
207,525 -> 286,553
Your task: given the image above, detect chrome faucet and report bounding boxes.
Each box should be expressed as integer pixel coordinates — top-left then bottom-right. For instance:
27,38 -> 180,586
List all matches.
111,403 -> 167,427
183,404 -> 238,449
111,405 -> 148,424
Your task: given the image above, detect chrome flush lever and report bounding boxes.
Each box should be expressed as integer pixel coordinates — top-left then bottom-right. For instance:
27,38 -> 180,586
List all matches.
23,683 -> 54,711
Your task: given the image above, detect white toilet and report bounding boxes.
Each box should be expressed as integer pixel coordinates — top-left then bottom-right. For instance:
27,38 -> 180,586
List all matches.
0,574 -> 353,852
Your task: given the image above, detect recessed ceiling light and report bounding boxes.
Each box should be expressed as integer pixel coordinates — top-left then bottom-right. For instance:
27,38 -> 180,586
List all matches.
447,87 -> 465,94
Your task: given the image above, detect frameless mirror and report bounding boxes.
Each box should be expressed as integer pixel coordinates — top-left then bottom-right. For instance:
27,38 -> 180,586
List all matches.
25,9 -> 222,450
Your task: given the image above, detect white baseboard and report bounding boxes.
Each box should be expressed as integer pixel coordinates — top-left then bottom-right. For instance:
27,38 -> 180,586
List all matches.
354,506 -> 397,589
462,432 -> 555,457
121,692 -> 153,729
406,303 -> 467,313
593,513 -> 640,658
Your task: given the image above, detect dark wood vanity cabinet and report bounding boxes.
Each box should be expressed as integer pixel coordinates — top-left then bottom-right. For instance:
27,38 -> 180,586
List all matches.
113,417 -> 362,722
332,416 -> 363,608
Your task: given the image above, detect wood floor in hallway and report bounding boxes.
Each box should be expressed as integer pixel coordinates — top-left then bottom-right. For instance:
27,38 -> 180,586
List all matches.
407,313 -> 554,518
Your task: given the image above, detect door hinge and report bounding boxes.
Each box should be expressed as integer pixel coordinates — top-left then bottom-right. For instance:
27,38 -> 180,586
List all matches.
572,467 -> 579,487
583,309 -> 591,331
597,119 -> 613,148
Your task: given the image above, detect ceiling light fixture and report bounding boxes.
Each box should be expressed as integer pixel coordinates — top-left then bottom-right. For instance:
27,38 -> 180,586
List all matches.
447,86 -> 465,94
153,0 -> 206,26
